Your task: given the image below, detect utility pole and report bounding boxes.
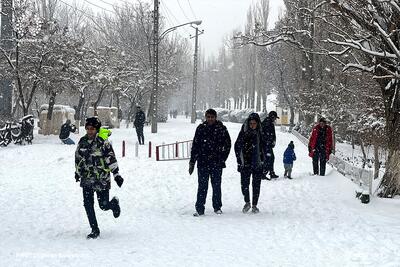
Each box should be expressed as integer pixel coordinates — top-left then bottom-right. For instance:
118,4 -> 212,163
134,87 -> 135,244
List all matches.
191,27 -> 203,124
150,0 -> 160,133
0,0 -> 13,119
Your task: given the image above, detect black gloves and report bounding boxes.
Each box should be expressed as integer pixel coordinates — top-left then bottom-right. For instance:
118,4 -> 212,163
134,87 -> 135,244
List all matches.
75,173 -> 80,182
189,162 -> 195,175
114,174 -> 124,187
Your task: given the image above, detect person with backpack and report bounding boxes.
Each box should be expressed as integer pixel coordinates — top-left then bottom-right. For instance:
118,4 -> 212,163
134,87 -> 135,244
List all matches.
75,117 -> 124,239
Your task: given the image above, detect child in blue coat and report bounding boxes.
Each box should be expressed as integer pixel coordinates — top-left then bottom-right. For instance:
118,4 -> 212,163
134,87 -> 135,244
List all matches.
283,141 -> 296,179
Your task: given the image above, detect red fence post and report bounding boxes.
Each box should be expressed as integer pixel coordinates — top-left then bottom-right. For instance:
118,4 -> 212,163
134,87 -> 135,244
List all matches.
156,146 -> 160,161
149,141 -> 152,158
175,142 -> 179,158
122,140 -> 126,157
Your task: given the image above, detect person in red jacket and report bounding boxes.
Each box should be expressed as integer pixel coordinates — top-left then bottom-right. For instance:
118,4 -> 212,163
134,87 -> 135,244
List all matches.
308,117 -> 333,176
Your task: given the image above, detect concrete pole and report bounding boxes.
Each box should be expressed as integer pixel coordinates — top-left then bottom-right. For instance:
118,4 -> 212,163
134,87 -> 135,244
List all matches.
0,0 -> 13,119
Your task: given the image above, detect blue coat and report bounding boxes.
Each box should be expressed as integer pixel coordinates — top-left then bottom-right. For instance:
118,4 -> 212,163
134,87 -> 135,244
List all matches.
283,147 -> 296,164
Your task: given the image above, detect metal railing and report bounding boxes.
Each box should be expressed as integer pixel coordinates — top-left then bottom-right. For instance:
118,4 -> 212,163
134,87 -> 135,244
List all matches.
156,140 -> 192,161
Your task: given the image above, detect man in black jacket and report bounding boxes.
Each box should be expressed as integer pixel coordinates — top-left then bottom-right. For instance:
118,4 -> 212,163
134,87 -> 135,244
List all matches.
59,119 -> 76,145
134,106 -> 146,145
189,109 -> 231,216
261,111 -> 279,179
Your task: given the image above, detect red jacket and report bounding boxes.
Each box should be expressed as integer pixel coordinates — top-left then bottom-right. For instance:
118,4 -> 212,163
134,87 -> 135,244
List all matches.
308,124 -> 333,160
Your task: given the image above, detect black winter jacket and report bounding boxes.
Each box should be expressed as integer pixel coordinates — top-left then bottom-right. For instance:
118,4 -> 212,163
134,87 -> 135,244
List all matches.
235,116 -> 265,170
59,123 -> 76,140
261,117 -> 276,149
134,111 -> 146,128
190,120 -> 231,169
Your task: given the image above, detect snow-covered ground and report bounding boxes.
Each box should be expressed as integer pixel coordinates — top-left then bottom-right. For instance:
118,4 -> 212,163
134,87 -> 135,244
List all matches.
1,116 -> 400,266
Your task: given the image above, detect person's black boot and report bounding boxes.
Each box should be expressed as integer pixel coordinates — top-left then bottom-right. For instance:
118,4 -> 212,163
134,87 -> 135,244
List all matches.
87,228 -> 100,239
270,172 -> 279,179
111,197 -> 121,218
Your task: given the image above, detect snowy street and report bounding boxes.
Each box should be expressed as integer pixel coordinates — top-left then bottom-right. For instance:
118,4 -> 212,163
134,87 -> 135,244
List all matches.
1,117 -> 400,266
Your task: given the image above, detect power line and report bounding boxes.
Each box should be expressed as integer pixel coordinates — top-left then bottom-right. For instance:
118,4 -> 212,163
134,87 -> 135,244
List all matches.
159,5 -> 175,28
187,0 -> 197,19
176,0 -> 190,21
162,1 -> 190,35
58,0 -> 108,33
82,0 -> 116,14
97,0 -> 115,7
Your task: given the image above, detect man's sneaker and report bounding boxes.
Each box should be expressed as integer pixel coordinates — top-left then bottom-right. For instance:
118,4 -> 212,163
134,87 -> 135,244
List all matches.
270,172 -> 279,179
193,211 -> 204,217
112,197 -> 120,218
214,209 -> 223,215
87,228 -> 100,239
287,176 -> 293,179
242,202 -> 251,213
251,206 -> 260,214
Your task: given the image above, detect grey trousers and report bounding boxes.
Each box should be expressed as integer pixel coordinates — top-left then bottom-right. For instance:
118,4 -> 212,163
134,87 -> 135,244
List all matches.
284,164 -> 293,177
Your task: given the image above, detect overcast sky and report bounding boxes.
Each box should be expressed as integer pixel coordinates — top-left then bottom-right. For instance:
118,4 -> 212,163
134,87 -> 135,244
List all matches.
70,0 -> 285,56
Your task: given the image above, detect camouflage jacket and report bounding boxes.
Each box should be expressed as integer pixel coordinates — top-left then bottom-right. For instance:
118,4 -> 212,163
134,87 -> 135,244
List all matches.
75,135 -> 119,190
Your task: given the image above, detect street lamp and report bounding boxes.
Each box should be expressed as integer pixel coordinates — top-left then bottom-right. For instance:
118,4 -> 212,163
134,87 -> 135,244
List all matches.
150,20 -> 202,133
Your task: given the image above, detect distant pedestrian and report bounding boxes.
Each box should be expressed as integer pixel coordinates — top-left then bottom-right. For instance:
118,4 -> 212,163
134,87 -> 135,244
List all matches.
134,106 -> 145,145
283,141 -> 296,179
189,109 -> 231,216
235,113 -> 265,214
59,119 -> 76,145
75,117 -> 124,239
261,111 -> 279,179
308,117 -> 333,176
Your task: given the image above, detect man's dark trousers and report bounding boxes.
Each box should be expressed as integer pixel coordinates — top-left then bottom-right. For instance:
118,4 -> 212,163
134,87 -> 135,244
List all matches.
313,149 -> 327,176
195,167 -> 223,214
136,126 -> 144,144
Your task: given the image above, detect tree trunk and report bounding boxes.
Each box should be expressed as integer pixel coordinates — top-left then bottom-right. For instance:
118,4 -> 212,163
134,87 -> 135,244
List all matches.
46,91 -> 56,120
359,137 -> 367,169
374,142 -> 380,180
75,91 -> 85,121
378,79 -> 400,197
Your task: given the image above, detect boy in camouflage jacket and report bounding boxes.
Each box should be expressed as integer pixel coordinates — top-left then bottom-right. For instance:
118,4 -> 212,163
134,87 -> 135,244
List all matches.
75,117 -> 124,239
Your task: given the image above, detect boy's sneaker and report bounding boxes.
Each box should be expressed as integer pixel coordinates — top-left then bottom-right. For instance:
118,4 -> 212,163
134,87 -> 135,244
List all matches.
87,228 -> 100,239
111,197 -> 120,218
242,202 -> 251,213
193,211 -> 204,217
214,209 -> 223,215
251,206 -> 260,214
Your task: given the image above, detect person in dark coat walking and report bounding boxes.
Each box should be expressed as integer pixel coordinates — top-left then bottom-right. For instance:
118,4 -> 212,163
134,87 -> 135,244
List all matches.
308,117 -> 333,176
189,109 -> 231,216
75,117 -> 124,239
59,119 -> 76,145
134,106 -> 146,145
261,111 -> 279,179
235,113 -> 265,213
283,141 -> 296,179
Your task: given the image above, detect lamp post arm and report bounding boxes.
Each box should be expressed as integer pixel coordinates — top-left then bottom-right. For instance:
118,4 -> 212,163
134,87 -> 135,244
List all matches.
159,20 -> 202,42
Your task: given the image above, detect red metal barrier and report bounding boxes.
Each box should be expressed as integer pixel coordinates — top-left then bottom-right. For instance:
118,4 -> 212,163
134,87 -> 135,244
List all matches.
156,140 -> 192,161
149,141 -> 152,158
